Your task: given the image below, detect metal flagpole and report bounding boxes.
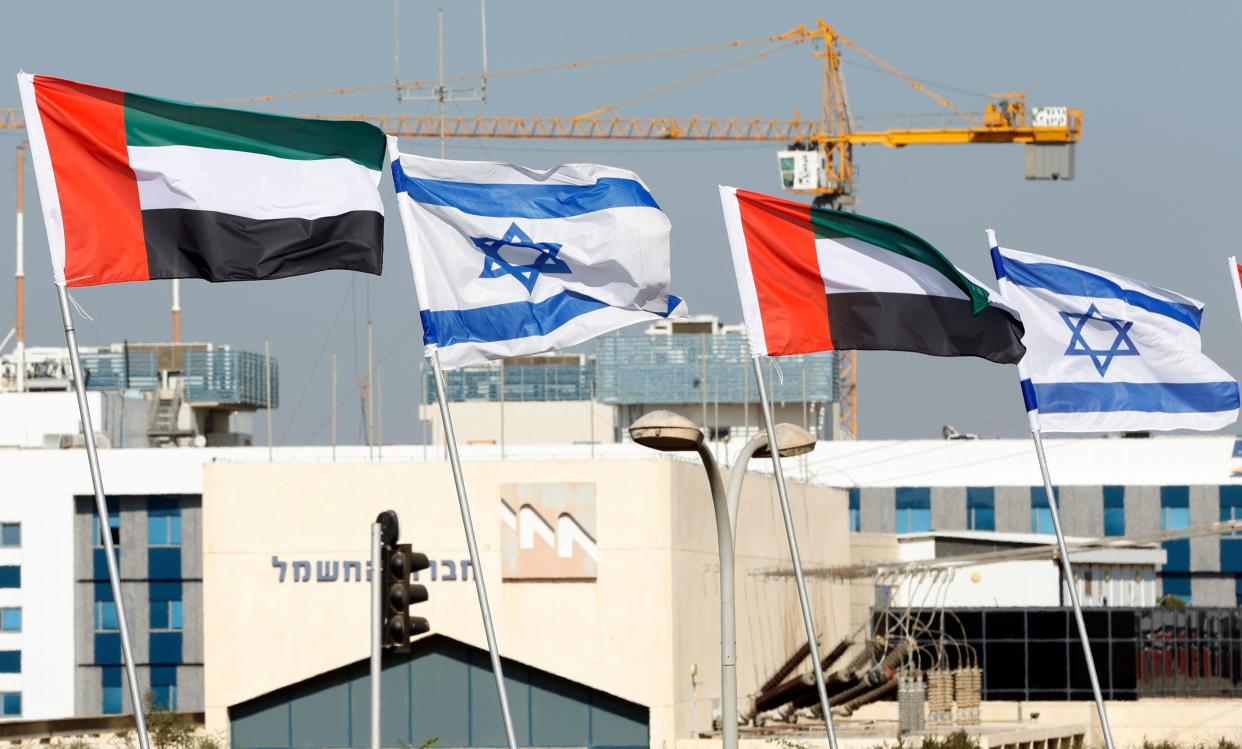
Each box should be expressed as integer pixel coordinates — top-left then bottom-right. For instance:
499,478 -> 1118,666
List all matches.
370,521 -> 382,749
751,356 -> 840,749
987,227 -> 1115,748
1030,428 -> 1117,749
499,359 -> 505,459
430,350 -> 519,749
56,285 -> 152,749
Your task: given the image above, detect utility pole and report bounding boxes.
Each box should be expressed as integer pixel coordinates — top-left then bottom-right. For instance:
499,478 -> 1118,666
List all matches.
14,142 -> 25,393
367,320 -> 375,460
394,1 -> 488,158
265,338 -> 273,462
171,279 -> 181,343
331,352 -> 337,462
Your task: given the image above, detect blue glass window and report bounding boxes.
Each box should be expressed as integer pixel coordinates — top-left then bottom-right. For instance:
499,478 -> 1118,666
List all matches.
95,633 -> 122,665
149,632 -> 183,665
102,686 -> 122,715
1031,486 -> 1059,535
895,488 -> 931,533
96,499 -> 121,547
151,666 -> 177,710
1163,573 -> 1192,604
967,488 -> 995,531
848,489 -> 860,533
148,499 -> 182,546
0,608 -> 19,632
151,601 -> 183,631
1103,486 -> 1126,537
0,651 -> 20,673
1161,486 -> 1190,531
148,548 -> 181,581
95,601 -> 118,631
1220,486 -> 1242,537
0,566 -> 19,589
0,692 -> 19,717
0,524 -> 19,547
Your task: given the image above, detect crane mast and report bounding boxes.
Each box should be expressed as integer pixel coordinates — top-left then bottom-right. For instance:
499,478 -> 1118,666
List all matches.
0,19 -> 1082,440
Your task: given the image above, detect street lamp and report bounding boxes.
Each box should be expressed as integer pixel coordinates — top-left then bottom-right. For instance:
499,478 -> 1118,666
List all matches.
629,411 -> 816,749
727,424 -> 816,535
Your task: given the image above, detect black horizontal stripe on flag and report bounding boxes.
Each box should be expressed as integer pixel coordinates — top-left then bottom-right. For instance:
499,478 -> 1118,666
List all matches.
826,292 -> 1026,364
141,209 -> 383,282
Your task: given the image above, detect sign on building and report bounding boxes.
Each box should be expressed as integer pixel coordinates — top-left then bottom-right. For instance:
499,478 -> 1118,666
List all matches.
501,483 -> 597,580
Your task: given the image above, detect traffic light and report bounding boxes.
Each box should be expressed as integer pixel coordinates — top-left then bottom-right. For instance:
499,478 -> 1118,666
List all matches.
382,542 -> 431,652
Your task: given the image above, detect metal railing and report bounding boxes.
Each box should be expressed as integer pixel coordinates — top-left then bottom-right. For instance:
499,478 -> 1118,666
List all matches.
183,350 -> 278,408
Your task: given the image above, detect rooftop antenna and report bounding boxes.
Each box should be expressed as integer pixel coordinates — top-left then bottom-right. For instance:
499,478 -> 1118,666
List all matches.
394,1 -> 489,157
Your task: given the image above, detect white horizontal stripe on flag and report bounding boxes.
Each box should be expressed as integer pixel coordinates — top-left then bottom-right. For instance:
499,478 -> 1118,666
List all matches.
434,298 -> 688,369
129,145 -> 383,221
403,200 -> 671,314
816,237 -> 969,300
1006,282 -> 1219,385
398,152 -> 645,185
1034,409 -> 1238,433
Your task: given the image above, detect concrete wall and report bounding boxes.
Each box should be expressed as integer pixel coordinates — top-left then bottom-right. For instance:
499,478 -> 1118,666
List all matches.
201,458 -> 848,749
0,459 -> 75,721
420,401 -> 618,446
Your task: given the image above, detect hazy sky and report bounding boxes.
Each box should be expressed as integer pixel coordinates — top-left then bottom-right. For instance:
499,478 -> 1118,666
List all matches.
2,1 -> 1239,446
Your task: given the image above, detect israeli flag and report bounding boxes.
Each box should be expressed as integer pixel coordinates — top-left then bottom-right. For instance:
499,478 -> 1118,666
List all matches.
389,142 -> 686,369
991,242 -> 1239,432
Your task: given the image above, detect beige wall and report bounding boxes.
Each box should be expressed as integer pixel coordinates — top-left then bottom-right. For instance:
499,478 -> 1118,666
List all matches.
202,457 -> 849,748
419,401 -> 618,445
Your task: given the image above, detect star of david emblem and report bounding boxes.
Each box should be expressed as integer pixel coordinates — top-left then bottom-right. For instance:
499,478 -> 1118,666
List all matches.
472,223 -> 570,293
1060,303 -> 1139,376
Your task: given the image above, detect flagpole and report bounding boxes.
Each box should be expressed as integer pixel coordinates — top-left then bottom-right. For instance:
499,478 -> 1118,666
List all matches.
988,228 -> 1115,749
429,350 -> 519,749
56,284 -> 152,749
751,356 -> 841,749
1029,428 -> 1117,749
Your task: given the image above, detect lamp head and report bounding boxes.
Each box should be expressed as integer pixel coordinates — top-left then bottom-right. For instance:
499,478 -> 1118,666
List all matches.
754,423 -> 817,458
628,410 -> 704,452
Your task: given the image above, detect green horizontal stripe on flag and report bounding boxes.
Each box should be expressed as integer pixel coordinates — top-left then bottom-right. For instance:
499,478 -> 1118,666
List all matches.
810,206 -> 990,314
123,93 -> 386,171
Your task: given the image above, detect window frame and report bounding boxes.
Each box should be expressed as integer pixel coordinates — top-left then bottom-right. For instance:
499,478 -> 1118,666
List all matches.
0,523 -> 19,548
0,607 -> 20,633
1103,486 -> 1126,537
0,691 -> 20,717
94,600 -> 119,632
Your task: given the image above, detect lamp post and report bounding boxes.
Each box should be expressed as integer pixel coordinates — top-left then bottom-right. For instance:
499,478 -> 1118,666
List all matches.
629,411 -> 816,749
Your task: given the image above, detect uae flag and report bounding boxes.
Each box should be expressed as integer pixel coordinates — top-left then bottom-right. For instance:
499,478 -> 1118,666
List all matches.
719,186 -> 1025,363
1230,257 -> 1242,328
17,73 -> 386,287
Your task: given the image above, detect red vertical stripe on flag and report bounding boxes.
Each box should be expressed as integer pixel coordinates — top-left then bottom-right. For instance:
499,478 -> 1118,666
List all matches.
734,189 -> 832,355
33,76 -> 148,286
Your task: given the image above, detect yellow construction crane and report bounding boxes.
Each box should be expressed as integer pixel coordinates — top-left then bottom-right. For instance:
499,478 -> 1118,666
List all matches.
0,19 -> 1082,439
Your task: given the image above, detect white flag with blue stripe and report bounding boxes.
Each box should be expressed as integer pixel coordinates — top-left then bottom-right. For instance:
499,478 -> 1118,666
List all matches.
991,243 -> 1239,432
389,143 -> 686,369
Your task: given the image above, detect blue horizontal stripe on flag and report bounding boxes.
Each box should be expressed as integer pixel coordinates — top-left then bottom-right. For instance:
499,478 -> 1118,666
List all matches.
392,161 -> 660,219
421,290 -> 681,347
996,252 -> 1202,331
1023,378 -> 1239,414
